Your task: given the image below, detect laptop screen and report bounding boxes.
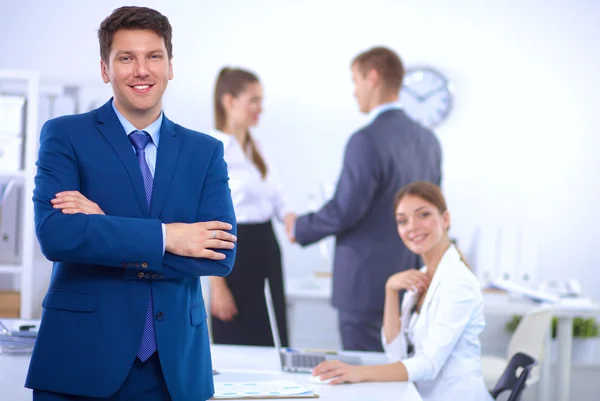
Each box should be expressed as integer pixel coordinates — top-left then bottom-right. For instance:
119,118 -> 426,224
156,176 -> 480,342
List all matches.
263,278 -> 283,353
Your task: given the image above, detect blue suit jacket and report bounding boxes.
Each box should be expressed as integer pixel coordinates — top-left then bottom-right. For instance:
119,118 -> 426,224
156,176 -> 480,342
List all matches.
25,100 -> 236,401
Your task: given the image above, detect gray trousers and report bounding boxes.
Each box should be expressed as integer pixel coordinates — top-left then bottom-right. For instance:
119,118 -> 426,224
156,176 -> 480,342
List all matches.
338,310 -> 384,352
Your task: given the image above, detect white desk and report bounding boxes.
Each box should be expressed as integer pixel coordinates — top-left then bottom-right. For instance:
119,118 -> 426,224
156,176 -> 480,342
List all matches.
286,276 -> 600,401
0,320 -> 421,401
211,345 -> 421,400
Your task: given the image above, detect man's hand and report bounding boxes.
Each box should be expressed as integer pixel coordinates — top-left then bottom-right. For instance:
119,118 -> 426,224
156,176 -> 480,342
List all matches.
51,191 -> 105,215
165,221 -> 236,260
284,212 -> 297,243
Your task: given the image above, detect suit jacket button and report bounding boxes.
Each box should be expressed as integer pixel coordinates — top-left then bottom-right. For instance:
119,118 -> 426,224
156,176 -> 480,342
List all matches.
137,272 -> 144,279
144,273 -> 151,279
151,273 -> 158,279
134,262 -> 141,268
155,311 -> 164,321
141,262 -> 148,269
128,262 -> 134,267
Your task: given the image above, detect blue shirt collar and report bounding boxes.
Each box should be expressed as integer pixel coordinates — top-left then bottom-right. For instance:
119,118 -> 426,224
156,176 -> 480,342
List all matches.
111,99 -> 163,147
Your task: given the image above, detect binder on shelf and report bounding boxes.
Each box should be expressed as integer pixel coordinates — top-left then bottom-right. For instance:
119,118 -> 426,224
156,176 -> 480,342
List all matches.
0,179 -> 21,264
0,95 -> 25,137
0,136 -> 24,171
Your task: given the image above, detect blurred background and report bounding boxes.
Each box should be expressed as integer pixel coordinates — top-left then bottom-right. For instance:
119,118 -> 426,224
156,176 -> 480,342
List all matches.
1,1 -> 599,400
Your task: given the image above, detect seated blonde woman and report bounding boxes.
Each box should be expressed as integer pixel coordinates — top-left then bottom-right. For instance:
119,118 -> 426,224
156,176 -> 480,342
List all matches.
312,181 -> 492,401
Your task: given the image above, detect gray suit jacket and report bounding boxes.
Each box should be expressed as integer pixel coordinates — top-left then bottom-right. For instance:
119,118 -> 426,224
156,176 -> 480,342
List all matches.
295,109 -> 442,314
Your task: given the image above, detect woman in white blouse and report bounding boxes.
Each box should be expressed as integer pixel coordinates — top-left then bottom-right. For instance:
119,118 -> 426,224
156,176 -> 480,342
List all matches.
312,181 -> 493,401
208,67 -> 295,346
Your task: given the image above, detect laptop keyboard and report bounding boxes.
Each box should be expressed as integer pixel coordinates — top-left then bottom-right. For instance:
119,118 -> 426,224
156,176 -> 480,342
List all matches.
291,354 -> 326,368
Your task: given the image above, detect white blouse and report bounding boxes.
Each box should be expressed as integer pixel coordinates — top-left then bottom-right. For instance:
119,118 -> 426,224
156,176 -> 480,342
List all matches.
381,245 -> 493,401
208,129 -> 292,224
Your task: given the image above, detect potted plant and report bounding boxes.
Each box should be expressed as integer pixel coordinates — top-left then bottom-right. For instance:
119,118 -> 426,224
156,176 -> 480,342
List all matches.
505,315 -> 600,364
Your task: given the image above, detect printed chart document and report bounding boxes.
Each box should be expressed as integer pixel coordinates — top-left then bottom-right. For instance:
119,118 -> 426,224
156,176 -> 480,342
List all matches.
211,380 -> 318,399
489,278 -> 560,303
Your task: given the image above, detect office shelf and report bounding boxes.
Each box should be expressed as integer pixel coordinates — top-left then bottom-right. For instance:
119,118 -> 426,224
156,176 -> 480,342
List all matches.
0,265 -> 21,274
0,69 -> 40,319
0,170 -> 25,182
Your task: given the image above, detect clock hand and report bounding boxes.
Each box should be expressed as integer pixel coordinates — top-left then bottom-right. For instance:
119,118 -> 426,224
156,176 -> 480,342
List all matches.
418,85 -> 446,101
401,86 -> 422,101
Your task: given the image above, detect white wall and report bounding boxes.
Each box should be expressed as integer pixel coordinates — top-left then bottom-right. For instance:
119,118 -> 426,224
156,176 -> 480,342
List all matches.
1,0 -> 600,298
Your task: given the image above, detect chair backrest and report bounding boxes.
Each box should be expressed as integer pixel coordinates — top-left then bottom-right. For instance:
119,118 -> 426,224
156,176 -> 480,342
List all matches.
491,352 -> 537,400
507,305 -> 553,376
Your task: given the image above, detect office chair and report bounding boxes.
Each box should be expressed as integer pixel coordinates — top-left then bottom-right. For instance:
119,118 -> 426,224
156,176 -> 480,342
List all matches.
482,305 -> 552,389
490,352 -> 537,401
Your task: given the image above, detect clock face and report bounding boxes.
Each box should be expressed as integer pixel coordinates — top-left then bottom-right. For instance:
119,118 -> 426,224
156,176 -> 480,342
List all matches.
400,67 -> 453,129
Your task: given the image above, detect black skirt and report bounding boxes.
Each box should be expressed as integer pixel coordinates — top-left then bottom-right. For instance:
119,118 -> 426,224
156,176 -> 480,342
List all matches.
210,221 -> 289,347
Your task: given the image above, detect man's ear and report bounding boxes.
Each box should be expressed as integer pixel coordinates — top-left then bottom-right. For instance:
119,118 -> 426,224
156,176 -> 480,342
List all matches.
168,58 -> 174,80
366,68 -> 379,87
100,60 -> 110,84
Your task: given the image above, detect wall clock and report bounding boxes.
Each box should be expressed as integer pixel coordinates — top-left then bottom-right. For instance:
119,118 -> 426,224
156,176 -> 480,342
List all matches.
400,67 -> 453,129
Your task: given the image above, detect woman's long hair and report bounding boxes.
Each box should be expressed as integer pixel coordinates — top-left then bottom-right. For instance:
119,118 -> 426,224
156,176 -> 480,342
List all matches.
214,67 -> 267,178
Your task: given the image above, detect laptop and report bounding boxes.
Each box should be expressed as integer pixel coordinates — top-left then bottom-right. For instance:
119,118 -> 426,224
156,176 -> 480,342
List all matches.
264,278 -> 362,373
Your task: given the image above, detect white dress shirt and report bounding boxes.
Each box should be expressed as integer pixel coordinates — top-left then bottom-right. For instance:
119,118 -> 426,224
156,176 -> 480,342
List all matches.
381,245 -> 493,401
208,129 -> 292,224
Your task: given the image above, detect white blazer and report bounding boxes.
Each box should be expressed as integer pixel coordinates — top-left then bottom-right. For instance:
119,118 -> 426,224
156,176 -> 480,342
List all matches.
382,245 -> 493,401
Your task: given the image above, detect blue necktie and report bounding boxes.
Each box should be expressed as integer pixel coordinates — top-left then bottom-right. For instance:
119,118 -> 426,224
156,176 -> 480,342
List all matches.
129,130 -> 157,362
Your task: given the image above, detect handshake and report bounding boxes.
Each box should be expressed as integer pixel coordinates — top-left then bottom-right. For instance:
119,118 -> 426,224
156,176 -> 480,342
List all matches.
283,212 -> 297,243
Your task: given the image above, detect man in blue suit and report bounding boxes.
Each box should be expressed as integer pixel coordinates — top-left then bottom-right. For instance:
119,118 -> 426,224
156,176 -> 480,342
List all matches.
25,6 -> 237,401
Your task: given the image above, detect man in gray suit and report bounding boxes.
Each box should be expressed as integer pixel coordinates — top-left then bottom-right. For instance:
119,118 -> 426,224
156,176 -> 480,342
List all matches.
288,46 -> 442,352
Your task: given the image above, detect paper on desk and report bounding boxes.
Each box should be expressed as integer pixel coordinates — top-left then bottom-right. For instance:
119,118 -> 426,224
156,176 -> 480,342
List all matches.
0,319 -> 36,355
0,334 -> 35,355
489,278 -> 560,303
212,380 -> 317,399
557,297 -> 598,310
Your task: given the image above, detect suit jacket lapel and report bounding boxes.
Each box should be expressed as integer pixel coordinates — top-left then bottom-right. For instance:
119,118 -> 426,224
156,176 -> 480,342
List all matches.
150,116 -> 180,219
96,100 -> 148,216
401,290 -> 418,329
421,245 -> 460,312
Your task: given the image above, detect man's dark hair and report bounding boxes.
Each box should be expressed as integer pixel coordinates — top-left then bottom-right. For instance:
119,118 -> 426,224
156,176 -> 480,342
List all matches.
98,6 -> 173,63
